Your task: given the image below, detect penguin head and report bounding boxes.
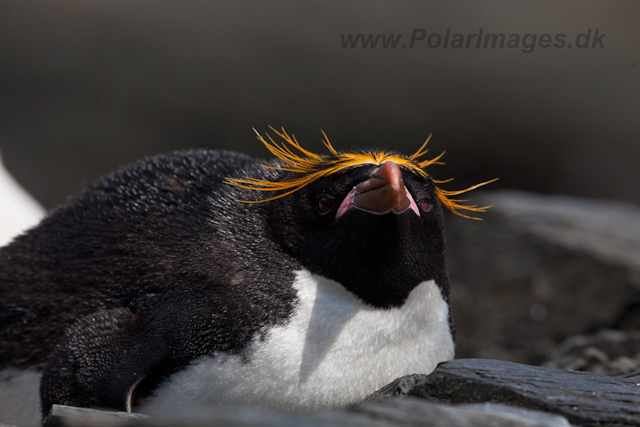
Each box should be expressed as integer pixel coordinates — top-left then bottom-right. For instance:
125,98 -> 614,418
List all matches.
227,128 -> 496,308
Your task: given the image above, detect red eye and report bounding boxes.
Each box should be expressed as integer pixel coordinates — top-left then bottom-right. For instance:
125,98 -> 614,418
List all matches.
417,199 -> 431,212
317,197 -> 335,215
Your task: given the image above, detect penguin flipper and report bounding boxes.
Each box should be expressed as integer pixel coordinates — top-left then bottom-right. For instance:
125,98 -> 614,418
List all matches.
39,307 -> 168,417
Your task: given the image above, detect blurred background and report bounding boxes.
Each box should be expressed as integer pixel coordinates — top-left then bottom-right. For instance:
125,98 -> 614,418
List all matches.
1,1 -> 639,369
0,0 -> 638,209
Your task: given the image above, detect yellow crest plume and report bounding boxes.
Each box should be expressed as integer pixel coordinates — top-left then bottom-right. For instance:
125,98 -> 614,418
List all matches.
225,127 -> 497,220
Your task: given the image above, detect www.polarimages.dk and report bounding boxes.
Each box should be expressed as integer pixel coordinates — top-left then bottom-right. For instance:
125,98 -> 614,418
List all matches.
340,29 -> 606,53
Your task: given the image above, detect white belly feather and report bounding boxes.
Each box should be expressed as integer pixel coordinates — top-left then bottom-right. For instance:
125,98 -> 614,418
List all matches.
138,269 -> 454,415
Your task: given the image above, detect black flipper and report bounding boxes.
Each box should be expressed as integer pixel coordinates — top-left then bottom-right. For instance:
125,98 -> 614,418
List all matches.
39,307 -> 169,416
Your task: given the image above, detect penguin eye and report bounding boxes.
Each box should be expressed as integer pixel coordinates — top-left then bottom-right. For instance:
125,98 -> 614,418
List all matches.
316,197 -> 335,215
417,198 -> 431,212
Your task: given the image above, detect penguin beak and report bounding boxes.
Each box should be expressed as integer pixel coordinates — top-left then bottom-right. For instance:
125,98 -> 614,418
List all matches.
336,161 -> 420,219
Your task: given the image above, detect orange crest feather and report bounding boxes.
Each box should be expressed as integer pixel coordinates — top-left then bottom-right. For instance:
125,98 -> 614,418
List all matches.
224,127 -> 497,219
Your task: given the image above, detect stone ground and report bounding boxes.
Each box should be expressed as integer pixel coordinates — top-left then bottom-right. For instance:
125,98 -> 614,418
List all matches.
447,190 -> 640,372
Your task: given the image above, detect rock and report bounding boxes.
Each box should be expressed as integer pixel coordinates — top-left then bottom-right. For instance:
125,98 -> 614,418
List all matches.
44,405 -> 148,427
44,397 -> 572,427
545,329 -> 640,377
446,190 -> 640,364
368,358 -> 640,427
454,403 -> 570,427
353,398 -> 571,427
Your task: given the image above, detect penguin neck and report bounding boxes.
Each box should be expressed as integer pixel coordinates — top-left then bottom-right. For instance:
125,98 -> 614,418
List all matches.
311,242 -> 450,309
304,220 -> 449,309
267,203 -> 450,309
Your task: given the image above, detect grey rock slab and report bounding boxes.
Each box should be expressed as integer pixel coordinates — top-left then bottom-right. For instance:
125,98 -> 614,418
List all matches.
140,406 -> 397,427
545,329 -> 640,376
446,190 -> 640,364
458,403 -> 571,427
354,398 -> 571,427
44,405 -> 148,427
484,191 -> 640,271
43,387 -> 573,427
368,359 -> 640,427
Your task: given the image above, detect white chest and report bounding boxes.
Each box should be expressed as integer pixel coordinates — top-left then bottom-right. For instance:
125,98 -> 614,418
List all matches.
138,269 -> 454,415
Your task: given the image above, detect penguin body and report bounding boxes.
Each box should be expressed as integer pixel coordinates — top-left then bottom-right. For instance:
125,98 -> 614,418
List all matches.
0,129 -> 491,425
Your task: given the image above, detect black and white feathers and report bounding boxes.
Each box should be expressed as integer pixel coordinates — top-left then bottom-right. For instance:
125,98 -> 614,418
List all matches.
0,129 -> 493,426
